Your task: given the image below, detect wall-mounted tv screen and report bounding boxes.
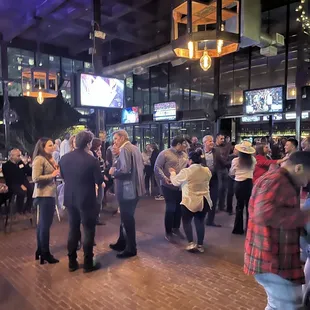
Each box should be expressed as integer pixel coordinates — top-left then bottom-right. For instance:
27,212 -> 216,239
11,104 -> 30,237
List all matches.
80,73 -> 124,108
244,86 -> 284,115
121,107 -> 139,124
153,101 -> 177,121
241,116 -> 260,123
262,114 -> 283,121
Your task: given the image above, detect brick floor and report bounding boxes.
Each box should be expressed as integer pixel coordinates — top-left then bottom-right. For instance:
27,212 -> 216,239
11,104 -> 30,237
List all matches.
0,197 -> 266,310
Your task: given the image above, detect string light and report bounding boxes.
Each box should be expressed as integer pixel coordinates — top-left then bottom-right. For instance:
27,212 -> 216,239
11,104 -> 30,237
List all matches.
216,24 -> 225,55
188,41 -> 194,59
296,0 -> 310,34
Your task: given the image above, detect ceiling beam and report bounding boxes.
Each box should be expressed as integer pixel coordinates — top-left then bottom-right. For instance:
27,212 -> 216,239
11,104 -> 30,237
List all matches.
3,0 -> 69,42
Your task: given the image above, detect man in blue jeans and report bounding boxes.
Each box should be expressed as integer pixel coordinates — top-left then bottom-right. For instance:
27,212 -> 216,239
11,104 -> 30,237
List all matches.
244,152 -> 310,309
154,136 -> 188,242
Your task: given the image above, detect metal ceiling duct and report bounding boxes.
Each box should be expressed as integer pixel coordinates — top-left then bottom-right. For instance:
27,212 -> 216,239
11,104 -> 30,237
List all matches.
101,44 -> 177,77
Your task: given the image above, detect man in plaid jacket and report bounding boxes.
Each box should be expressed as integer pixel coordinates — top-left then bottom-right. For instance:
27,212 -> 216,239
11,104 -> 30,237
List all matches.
244,151 -> 310,309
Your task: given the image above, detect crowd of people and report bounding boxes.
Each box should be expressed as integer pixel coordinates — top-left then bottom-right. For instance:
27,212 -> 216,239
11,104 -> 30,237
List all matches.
3,129 -> 310,308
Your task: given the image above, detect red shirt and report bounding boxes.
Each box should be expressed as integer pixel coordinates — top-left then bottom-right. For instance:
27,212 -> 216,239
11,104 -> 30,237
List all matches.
253,154 -> 278,184
244,168 -> 307,284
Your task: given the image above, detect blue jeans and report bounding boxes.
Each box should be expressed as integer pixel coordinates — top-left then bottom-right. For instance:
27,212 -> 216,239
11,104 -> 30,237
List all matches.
255,273 -> 304,310
36,197 -> 55,255
181,202 -> 208,245
117,198 -> 138,252
161,186 -> 182,234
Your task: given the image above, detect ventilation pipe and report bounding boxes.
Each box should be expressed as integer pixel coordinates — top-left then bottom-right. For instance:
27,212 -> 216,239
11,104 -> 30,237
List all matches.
101,44 -> 177,77
101,0 -> 284,77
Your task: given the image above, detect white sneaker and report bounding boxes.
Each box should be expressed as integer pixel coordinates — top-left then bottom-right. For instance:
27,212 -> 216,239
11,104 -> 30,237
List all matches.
155,195 -> 164,201
197,245 -> 205,253
186,242 -> 197,252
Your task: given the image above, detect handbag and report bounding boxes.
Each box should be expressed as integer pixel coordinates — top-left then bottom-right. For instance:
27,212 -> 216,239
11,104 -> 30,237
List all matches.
121,153 -> 136,200
122,180 -> 136,200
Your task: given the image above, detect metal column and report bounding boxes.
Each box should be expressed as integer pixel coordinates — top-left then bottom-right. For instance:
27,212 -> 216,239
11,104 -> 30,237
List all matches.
93,0 -> 105,136
295,31 -> 307,147
1,42 -> 9,153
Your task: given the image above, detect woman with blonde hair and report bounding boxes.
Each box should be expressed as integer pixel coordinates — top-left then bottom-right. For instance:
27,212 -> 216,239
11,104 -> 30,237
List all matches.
32,138 -> 60,264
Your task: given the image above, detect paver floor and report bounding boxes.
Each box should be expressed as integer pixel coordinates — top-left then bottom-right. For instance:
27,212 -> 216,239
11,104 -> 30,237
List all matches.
0,197 -> 266,310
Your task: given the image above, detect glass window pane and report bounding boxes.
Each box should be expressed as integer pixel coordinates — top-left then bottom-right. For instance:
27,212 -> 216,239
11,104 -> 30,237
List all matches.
49,55 -> 60,71
73,60 -> 83,73
8,48 -> 35,80
60,80 -> 71,105
133,71 -> 150,114
62,58 -> 73,79
8,81 -> 22,97
84,62 -> 93,73
169,63 -> 190,111
150,64 -> 168,112
125,75 -> 134,107
36,53 -> 49,67
161,124 -> 169,150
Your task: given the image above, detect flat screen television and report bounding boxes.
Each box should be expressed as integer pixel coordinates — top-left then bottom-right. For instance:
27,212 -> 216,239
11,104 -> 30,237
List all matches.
80,73 -> 124,108
153,101 -> 177,121
121,107 -> 139,124
244,86 -> 284,115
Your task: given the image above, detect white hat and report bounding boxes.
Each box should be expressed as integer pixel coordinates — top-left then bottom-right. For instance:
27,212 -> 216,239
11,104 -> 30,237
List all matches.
235,141 -> 256,155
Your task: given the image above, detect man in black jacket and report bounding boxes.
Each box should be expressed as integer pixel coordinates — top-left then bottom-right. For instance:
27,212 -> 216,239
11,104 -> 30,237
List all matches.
2,149 -> 33,214
59,131 -> 105,273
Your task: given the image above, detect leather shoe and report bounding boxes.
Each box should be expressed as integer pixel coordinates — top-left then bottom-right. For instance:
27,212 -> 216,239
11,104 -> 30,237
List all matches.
116,250 -> 137,259
69,260 -> 79,272
83,262 -> 101,273
109,242 -> 126,252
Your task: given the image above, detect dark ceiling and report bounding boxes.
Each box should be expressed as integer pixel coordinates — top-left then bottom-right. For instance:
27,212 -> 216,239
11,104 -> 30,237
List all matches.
0,0 -> 300,65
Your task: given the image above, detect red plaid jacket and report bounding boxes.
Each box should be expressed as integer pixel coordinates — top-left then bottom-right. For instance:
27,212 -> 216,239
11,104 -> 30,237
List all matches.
244,168 -> 308,284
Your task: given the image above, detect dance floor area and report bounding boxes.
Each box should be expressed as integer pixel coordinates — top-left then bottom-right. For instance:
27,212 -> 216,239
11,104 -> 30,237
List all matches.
0,197 -> 266,310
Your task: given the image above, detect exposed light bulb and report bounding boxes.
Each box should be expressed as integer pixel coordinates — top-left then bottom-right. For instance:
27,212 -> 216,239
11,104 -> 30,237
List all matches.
188,41 -> 194,59
200,49 -> 212,71
301,0 -> 305,3
26,91 -> 30,96
239,96 -> 243,103
26,82 -> 30,90
37,91 -> 44,104
217,40 -> 224,54
217,23 -> 225,55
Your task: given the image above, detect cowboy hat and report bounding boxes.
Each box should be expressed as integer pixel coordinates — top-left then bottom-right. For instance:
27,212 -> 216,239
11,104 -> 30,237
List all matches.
235,141 -> 256,155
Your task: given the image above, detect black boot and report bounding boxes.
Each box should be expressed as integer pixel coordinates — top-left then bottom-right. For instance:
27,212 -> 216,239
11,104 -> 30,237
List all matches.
109,242 -> 126,252
83,260 -> 101,273
35,248 -> 41,260
40,253 -> 59,265
69,260 -> 79,272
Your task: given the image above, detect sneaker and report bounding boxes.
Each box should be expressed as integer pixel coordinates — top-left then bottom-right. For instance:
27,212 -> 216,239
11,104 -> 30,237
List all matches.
197,245 -> 205,253
155,195 -> 164,201
172,228 -> 185,240
186,242 -> 197,252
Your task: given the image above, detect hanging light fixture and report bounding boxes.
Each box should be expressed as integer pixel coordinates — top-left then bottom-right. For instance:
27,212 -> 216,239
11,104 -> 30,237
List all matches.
200,47 -> 212,71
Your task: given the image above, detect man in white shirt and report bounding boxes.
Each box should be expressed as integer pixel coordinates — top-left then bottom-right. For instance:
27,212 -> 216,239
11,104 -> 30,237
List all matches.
60,133 -> 71,158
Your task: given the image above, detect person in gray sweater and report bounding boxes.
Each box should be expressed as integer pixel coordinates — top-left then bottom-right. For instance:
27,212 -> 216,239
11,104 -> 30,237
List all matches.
154,136 -> 188,242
